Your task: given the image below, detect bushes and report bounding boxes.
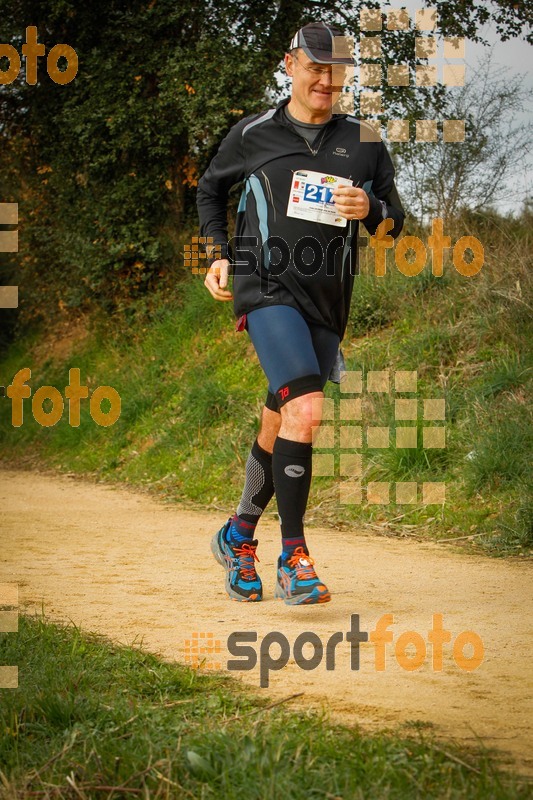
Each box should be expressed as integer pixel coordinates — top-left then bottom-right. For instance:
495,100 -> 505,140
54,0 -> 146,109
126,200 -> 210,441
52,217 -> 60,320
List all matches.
0,0 -> 290,326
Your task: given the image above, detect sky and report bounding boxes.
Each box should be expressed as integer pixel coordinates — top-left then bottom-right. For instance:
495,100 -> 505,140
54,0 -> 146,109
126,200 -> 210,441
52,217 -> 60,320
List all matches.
466,30 -> 532,212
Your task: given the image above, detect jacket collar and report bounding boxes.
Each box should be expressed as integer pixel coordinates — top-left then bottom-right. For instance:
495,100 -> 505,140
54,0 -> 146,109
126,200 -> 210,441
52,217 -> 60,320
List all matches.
274,96 -> 346,125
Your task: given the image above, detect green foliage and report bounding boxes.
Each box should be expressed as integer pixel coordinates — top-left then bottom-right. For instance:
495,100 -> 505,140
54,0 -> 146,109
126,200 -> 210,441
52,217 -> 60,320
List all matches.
486,489 -> 533,554
375,422 -> 450,482
0,0 -> 294,322
465,413 -> 533,493
347,274 -> 398,336
476,355 -> 531,400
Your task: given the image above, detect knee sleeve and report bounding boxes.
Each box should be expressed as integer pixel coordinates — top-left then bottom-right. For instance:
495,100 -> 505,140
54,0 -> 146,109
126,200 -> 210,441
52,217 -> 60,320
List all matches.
274,374 -> 323,408
265,390 -> 281,413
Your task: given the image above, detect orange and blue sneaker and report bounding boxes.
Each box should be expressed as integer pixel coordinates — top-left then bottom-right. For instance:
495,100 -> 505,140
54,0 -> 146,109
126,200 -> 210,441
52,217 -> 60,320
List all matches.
211,519 -> 262,602
275,546 -> 331,605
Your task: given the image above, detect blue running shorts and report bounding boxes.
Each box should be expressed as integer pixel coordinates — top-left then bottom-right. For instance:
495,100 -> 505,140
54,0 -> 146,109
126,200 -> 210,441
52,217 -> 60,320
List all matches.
245,305 -> 340,411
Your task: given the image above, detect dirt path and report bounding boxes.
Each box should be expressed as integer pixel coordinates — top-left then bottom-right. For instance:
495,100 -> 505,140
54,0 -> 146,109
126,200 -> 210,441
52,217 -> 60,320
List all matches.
2,468 -> 532,774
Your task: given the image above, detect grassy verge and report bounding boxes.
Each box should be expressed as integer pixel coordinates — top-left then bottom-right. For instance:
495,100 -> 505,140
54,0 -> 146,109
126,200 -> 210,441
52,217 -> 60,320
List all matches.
0,614 -> 529,798
0,213 -> 531,556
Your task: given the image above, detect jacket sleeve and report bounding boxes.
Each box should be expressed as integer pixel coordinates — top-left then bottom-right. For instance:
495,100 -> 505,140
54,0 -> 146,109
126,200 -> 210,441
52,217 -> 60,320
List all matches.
362,141 -> 405,239
196,120 -> 247,261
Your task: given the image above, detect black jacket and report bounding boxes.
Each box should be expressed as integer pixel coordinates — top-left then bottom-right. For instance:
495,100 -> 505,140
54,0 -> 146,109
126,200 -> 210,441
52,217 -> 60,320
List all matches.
197,97 -> 404,340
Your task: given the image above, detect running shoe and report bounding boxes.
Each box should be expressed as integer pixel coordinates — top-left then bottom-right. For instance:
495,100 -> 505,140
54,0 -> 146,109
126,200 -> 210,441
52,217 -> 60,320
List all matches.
211,519 -> 262,602
275,546 -> 331,605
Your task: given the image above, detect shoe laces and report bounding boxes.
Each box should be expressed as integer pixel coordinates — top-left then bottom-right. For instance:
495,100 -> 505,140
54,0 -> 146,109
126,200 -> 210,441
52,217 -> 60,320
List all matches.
234,541 -> 260,580
286,547 -> 318,580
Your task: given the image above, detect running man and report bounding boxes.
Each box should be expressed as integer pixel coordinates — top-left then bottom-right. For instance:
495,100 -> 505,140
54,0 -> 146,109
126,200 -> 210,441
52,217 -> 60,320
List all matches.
197,21 -> 405,605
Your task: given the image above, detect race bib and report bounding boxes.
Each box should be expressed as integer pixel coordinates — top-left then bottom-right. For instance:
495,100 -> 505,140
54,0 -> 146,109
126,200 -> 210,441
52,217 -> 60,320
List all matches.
287,170 -> 353,227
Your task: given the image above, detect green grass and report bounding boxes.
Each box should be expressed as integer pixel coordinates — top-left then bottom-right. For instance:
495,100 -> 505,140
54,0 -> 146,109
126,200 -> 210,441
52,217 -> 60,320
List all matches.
464,413 -> 533,493
0,614 -> 530,798
475,355 -> 531,400
0,213 -> 531,556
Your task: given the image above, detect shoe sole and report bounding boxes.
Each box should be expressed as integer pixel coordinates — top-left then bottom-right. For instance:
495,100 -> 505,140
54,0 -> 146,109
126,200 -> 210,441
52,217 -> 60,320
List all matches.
274,580 -> 331,605
211,532 -> 262,602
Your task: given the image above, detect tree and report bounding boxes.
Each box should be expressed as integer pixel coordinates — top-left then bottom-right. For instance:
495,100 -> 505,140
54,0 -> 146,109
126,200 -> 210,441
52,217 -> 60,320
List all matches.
391,53 -> 532,223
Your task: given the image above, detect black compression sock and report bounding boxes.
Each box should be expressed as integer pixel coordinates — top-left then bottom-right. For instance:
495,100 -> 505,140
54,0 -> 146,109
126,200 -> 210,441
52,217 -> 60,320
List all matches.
272,436 -> 312,539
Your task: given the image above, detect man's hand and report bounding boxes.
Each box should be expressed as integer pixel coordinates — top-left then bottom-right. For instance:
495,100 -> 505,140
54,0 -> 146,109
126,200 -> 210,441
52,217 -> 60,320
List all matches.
332,186 -> 370,220
204,258 -> 233,301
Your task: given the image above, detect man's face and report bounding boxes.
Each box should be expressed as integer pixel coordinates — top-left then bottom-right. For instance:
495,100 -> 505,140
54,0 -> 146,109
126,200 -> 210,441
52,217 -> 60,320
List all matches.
285,50 -> 345,118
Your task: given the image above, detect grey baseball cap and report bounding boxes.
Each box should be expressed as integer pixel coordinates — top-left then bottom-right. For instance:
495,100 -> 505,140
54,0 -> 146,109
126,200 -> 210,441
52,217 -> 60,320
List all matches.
288,22 -> 353,64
